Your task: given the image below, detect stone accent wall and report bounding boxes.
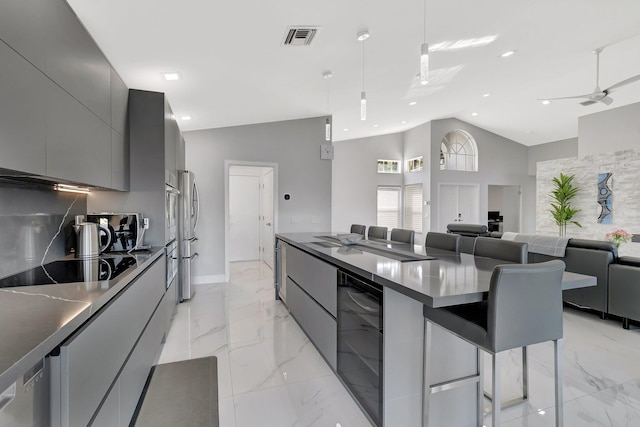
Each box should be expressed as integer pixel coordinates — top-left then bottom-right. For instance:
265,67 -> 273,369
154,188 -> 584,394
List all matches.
537,149 -> 640,257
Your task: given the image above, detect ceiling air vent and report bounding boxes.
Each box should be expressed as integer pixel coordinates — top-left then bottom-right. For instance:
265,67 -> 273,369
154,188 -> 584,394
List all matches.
282,26 -> 319,46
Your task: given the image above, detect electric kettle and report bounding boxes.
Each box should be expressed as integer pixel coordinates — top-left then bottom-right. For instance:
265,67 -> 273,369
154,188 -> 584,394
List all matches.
74,222 -> 112,258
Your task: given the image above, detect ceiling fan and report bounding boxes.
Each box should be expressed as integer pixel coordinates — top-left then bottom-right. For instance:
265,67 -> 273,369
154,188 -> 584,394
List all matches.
542,48 -> 640,106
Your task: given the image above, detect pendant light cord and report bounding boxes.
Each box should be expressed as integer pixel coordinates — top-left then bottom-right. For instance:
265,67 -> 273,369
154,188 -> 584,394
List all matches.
362,39 -> 365,92
423,0 -> 427,42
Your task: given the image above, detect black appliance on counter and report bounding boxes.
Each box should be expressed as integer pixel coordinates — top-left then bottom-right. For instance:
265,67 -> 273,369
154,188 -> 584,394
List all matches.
337,271 -> 383,426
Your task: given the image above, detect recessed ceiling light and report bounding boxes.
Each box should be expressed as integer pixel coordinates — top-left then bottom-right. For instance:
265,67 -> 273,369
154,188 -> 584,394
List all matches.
373,124 -> 379,128
541,99 -> 551,105
401,120 -> 407,124
409,101 -> 417,106
482,93 -> 491,98
162,72 -> 182,81
500,50 -> 516,58
180,116 -> 191,121
343,128 -> 349,132
471,112 -> 478,116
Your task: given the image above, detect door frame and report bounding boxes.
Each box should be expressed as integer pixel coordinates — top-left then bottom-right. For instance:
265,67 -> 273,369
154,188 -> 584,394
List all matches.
224,160 -> 279,282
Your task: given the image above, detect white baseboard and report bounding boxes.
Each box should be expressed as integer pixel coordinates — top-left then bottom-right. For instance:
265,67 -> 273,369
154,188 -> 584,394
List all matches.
193,274 -> 227,285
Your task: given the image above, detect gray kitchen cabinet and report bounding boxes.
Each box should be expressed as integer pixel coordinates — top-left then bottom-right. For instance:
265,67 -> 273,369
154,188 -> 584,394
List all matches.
50,258 -> 165,427
119,283 -> 168,425
110,68 -> 128,135
44,0 -> 111,124
287,277 -> 337,369
111,130 -> 129,191
0,0 -> 46,69
90,380 -> 120,427
286,245 -> 338,317
45,81 -> 112,188
0,40 -> 47,175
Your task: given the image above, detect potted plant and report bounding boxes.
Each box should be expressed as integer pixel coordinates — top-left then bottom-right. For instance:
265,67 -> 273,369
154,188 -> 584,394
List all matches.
549,172 -> 582,237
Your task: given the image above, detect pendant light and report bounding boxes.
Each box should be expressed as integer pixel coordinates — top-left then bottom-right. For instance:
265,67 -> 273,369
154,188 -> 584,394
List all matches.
420,0 -> 429,85
357,30 -> 370,120
322,71 -> 333,141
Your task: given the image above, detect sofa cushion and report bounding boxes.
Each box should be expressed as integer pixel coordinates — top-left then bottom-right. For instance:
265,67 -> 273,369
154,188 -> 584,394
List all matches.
567,238 -> 618,258
447,223 -> 489,237
617,256 -> 640,268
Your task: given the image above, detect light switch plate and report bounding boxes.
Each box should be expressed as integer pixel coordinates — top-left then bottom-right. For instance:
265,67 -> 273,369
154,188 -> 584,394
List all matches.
320,144 -> 334,160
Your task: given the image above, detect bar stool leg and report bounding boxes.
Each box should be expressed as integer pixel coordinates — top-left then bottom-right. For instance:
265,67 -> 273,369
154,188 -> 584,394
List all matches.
522,346 -> 529,400
477,349 -> 484,427
492,352 -> 501,427
422,319 -> 433,426
554,338 -> 564,427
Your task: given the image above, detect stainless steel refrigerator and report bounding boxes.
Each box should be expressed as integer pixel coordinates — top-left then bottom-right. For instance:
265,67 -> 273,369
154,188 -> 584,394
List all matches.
179,170 -> 199,301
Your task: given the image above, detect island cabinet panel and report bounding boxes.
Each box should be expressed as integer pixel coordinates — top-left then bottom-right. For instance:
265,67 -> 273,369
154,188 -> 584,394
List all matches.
0,40 -> 47,175
43,0 -> 111,124
287,277 -> 337,369
90,380 -> 120,427
286,245 -> 337,317
45,81 -> 112,188
50,258 -> 165,427
0,0 -> 47,69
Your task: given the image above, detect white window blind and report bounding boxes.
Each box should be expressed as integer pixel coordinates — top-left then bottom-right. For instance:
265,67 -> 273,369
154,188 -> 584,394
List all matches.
404,184 -> 423,233
377,186 -> 401,229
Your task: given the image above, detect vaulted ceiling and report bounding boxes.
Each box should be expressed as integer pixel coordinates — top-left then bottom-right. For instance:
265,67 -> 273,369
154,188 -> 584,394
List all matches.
67,0 -> 640,145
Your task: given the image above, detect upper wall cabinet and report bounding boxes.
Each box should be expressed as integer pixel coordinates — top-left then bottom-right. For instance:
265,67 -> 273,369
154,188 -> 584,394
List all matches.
0,41 -> 47,175
46,81 -> 112,188
0,0 -> 47,70
111,68 -> 128,135
44,0 -> 111,125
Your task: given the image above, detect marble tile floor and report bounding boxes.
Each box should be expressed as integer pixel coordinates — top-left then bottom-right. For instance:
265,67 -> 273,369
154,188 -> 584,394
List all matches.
159,261 -> 640,427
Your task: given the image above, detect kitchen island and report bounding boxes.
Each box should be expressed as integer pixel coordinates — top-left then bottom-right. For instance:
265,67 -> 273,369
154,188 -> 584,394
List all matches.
0,248 -> 166,426
276,232 -> 596,427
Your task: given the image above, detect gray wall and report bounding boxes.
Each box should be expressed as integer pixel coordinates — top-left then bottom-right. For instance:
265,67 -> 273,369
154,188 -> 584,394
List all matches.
332,132 -> 404,234
185,116 -> 331,281
429,118 -> 536,233
0,185 -> 86,278
527,137 -> 578,176
579,102 -> 640,156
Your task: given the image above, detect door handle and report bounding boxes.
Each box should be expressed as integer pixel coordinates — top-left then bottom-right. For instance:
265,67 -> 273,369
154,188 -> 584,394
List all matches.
266,222 -> 272,226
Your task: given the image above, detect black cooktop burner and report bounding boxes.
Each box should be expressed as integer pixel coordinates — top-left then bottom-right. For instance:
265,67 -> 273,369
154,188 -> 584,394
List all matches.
0,256 -> 138,288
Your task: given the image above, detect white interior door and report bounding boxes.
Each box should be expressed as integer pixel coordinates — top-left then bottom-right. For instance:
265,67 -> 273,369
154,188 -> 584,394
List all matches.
260,168 -> 274,268
438,184 -> 480,231
229,175 -> 260,261
501,186 -> 521,232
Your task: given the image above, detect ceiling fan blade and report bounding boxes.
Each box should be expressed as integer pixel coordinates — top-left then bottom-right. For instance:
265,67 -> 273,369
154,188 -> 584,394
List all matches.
605,74 -> 640,93
598,96 -> 614,105
580,99 -> 597,106
539,94 -> 595,101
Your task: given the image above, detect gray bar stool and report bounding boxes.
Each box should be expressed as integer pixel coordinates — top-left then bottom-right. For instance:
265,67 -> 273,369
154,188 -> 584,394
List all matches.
390,228 -> 415,245
368,226 -> 388,240
425,232 -> 460,254
422,260 -> 566,427
350,224 -> 366,236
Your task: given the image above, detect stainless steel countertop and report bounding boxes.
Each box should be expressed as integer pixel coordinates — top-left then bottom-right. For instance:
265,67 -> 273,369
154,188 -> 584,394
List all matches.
277,232 -> 597,307
0,248 -> 164,393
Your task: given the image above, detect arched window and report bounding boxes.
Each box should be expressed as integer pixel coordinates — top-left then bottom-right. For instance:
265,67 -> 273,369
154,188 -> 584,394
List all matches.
440,129 -> 478,171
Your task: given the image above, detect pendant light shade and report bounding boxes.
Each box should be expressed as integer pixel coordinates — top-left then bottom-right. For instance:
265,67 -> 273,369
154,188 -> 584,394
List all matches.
358,30 -> 369,121
322,71 -> 333,141
325,117 -> 331,141
420,42 -> 429,85
420,0 -> 429,85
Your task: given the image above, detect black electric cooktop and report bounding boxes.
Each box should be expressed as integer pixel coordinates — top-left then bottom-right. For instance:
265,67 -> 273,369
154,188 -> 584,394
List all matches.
0,256 -> 138,288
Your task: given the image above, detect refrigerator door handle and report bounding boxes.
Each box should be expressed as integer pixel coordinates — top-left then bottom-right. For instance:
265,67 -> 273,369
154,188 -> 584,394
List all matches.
192,180 -> 200,232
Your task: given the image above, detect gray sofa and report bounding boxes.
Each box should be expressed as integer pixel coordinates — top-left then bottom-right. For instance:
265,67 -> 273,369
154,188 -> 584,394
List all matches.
609,256 -> 640,329
446,223 -> 490,254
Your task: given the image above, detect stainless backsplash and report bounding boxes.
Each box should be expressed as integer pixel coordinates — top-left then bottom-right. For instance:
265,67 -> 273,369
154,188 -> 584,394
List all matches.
0,186 -> 87,279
